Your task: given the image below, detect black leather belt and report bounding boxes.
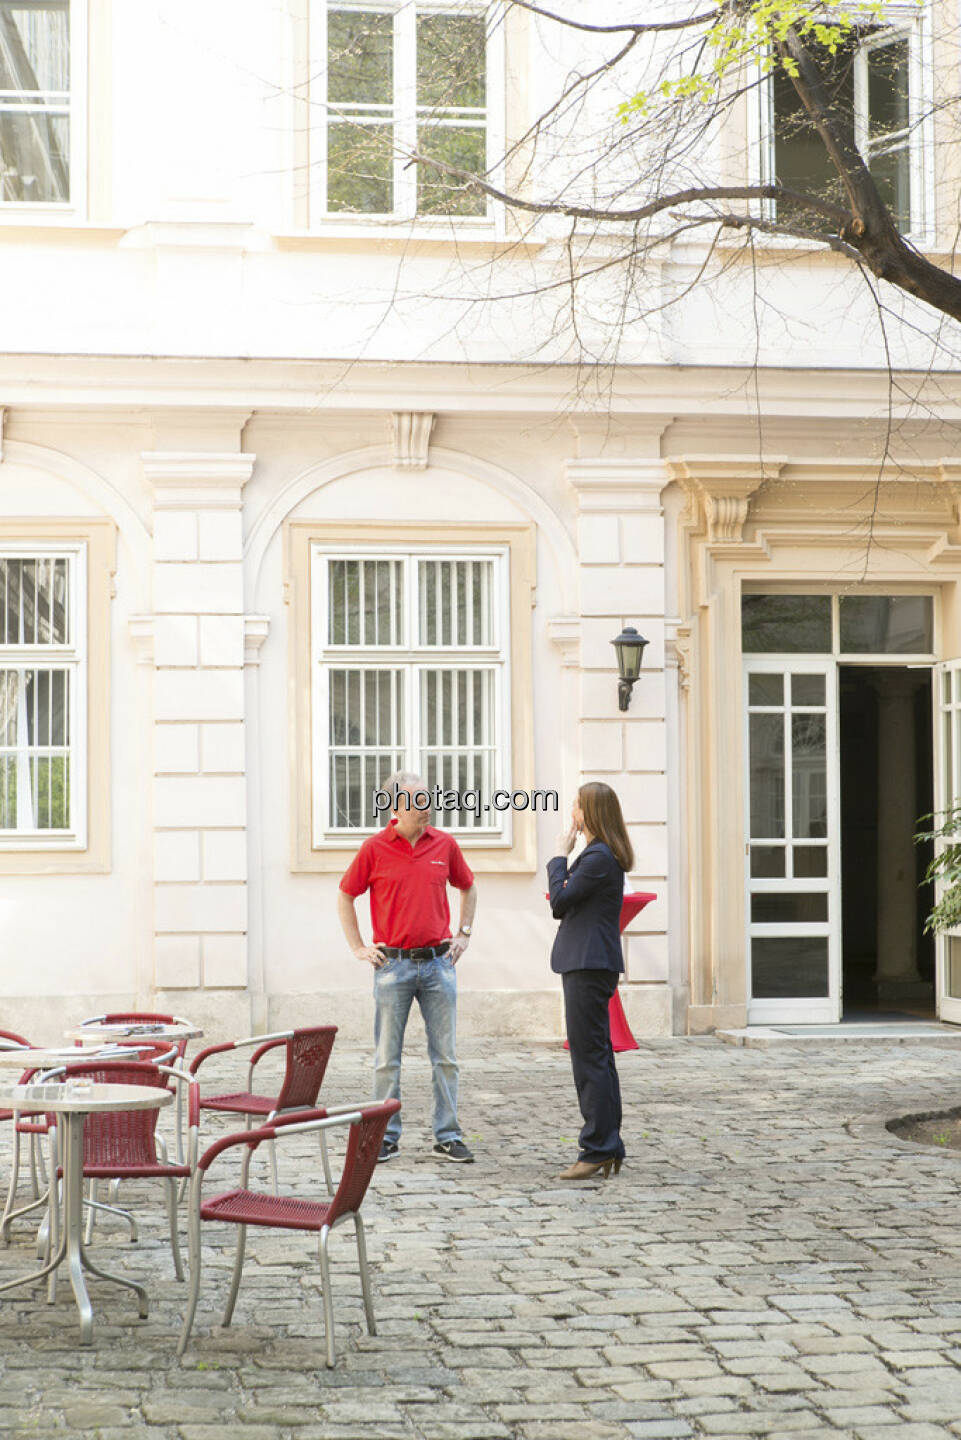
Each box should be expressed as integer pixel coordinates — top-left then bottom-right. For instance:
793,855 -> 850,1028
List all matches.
380,942 -> 451,961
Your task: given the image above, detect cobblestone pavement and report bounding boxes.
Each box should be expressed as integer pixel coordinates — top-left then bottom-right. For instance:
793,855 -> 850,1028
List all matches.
6,1036 -> 961,1438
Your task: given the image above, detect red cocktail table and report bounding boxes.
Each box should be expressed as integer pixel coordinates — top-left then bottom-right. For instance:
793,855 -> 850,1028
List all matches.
563,891 -> 656,1053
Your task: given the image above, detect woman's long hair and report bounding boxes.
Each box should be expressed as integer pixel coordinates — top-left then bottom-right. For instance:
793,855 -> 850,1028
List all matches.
578,781 -> 634,873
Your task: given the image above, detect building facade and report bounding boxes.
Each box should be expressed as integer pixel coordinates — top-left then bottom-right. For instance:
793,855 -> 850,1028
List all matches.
2,1 -> 961,1039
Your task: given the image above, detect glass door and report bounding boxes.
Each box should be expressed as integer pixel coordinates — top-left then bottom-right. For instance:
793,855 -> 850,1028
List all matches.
744,660 -> 841,1024
936,661 -> 961,1025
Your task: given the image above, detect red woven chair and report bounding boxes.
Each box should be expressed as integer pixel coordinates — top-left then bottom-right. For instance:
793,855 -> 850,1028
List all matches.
188,1027 -> 338,1192
178,1097 -> 399,1367
55,1059 -> 199,1281
0,1030 -> 55,1241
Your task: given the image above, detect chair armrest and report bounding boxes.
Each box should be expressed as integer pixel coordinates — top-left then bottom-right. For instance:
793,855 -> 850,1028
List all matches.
187,1041 -> 236,1075
248,1037 -> 288,1071
188,1031 -> 293,1076
196,1104 -> 330,1172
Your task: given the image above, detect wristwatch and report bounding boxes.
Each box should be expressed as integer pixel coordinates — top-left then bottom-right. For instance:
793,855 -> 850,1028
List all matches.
458,925 -> 472,937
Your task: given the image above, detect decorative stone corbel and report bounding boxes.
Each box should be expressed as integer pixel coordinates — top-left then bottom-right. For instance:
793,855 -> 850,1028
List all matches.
390,412 -> 435,471
666,457 -> 785,544
244,614 -> 270,666
127,614 -> 155,667
547,615 -> 581,669
667,622 -> 693,691
937,460 -> 961,527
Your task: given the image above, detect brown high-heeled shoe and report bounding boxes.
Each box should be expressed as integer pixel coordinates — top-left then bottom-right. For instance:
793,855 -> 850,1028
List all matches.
558,1158 -> 613,1181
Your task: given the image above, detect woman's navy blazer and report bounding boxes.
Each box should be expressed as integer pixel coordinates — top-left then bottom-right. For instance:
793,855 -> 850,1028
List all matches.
547,840 -> 624,975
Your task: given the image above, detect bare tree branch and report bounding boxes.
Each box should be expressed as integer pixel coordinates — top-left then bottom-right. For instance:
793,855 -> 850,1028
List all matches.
504,0 -> 720,37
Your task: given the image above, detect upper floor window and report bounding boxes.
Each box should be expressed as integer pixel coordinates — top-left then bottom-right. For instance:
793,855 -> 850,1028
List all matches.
311,544 -> 510,841
314,1 -> 490,222
771,23 -> 920,234
0,547 -> 85,844
0,0 -> 75,205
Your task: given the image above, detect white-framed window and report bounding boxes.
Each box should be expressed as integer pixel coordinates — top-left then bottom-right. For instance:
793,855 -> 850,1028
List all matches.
309,0 -> 501,224
310,543 -> 511,842
0,0 -> 85,209
765,13 -> 927,236
0,544 -> 86,847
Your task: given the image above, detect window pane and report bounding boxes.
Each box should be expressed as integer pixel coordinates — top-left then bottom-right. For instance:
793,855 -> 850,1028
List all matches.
329,749 -> 404,827
741,595 -> 831,653
419,560 -> 493,645
327,9 -> 393,106
794,845 -> 828,878
791,674 -> 825,707
0,555 -> 69,644
416,124 -> 486,216
867,39 -> 909,140
792,714 -> 827,838
0,3 -> 68,88
417,13 -> 486,110
750,845 -> 785,878
839,595 -> 932,653
868,143 -> 910,232
751,936 -> 829,998
329,669 -> 403,747
751,892 -> 828,923
948,936 -> 961,1000
773,39 -> 854,228
749,713 -> 784,838
420,667 -> 494,827
0,108 -> 67,202
0,665 -> 71,832
328,559 -> 403,645
327,119 -> 393,213
748,673 -> 783,706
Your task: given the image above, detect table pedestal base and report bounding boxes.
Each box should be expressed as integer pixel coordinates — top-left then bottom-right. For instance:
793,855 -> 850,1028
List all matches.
0,1112 -> 147,1343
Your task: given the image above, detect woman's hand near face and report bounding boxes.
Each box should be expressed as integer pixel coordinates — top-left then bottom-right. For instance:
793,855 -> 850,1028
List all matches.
556,817 -> 578,856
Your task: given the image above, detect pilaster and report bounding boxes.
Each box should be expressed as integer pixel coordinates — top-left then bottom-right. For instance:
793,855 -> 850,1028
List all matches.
565,444 -> 671,1002
145,449 -> 255,999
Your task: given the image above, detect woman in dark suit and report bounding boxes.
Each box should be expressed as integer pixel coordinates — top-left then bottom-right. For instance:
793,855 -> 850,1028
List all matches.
547,781 -> 633,1181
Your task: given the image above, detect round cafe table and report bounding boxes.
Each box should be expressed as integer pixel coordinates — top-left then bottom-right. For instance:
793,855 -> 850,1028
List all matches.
63,1021 -> 203,1045
0,1081 -> 172,1344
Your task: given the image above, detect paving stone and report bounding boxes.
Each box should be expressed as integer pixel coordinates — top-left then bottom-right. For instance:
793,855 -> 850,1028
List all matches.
6,1040 -> 961,1438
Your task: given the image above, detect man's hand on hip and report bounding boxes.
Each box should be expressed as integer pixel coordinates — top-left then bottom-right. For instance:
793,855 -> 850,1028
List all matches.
448,935 -> 469,964
354,944 -> 388,968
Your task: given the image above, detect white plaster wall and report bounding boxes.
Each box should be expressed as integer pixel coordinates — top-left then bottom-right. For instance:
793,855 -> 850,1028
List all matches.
0,434 -> 153,1005
0,2 -> 949,372
248,436 -> 580,1001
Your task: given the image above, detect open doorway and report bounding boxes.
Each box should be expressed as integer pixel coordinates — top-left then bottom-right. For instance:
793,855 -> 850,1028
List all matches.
839,666 -> 934,1018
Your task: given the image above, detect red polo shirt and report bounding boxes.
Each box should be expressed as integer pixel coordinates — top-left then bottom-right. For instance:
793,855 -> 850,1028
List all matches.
339,821 -> 475,948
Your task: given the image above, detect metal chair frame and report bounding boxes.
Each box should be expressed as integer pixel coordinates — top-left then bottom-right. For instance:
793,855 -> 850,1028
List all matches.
178,1098 -> 399,1367
40,1060 -> 199,1293
189,1027 -> 338,1194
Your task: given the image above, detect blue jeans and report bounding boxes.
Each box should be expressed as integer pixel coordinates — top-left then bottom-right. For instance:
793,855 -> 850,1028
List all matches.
373,954 -> 460,1145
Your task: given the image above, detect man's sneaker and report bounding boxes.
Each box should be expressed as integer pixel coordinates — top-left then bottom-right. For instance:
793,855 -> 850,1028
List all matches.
433,1139 -> 474,1163
377,1140 -> 399,1163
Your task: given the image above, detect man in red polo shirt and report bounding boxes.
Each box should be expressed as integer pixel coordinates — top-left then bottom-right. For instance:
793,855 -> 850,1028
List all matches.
337,772 -> 478,1163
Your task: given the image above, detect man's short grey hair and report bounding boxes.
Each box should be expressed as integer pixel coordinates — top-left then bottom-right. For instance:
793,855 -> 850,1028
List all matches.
384,771 -> 428,811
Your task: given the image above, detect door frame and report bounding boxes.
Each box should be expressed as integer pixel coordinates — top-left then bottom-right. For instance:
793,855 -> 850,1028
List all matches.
744,657 -> 841,1025
936,660 -> 961,1024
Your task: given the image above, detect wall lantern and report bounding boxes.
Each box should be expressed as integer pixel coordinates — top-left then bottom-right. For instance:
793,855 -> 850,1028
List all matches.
611,625 -> 649,711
